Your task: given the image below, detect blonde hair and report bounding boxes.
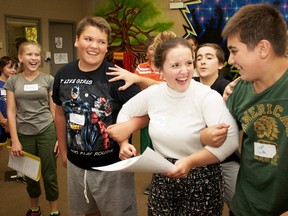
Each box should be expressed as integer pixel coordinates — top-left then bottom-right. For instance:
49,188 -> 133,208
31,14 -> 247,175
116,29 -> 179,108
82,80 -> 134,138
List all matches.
153,31 -> 177,49
18,41 -> 42,73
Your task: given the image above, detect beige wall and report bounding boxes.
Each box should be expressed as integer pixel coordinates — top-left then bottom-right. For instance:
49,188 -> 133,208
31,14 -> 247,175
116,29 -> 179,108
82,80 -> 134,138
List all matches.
0,0 -> 87,73
0,0 -> 186,74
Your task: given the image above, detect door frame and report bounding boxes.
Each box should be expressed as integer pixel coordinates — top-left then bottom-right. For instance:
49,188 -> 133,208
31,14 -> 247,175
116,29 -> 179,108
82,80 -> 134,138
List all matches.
48,19 -> 77,75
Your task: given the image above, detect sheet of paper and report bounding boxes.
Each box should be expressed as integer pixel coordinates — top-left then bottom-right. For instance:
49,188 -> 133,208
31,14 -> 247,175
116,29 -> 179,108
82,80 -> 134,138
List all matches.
7,146 -> 41,181
93,147 -> 175,173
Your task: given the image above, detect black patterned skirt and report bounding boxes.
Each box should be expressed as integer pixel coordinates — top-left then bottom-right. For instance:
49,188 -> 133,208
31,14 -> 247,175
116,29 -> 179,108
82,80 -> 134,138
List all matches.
148,159 -> 224,216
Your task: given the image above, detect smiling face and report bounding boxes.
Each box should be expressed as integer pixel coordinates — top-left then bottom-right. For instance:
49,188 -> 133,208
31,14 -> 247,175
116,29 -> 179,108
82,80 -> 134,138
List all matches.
74,25 -> 108,71
227,34 -> 262,81
196,46 -> 223,79
2,61 -> 17,78
18,44 -> 41,73
162,45 -> 194,92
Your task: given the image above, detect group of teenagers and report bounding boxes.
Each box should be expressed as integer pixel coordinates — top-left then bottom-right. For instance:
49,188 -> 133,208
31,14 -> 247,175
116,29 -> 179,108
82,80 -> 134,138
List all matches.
1,2 -> 287,216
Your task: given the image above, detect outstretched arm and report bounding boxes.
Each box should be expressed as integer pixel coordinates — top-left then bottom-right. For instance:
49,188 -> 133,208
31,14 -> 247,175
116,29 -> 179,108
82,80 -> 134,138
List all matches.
107,65 -> 161,90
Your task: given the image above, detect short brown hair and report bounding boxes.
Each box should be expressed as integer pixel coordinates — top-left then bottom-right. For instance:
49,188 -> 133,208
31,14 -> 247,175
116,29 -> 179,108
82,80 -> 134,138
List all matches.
76,16 -> 111,42
222,3 -> 287,56
153,31 -> 177,49
0,56 -> 18,75
196,43 -> 225,64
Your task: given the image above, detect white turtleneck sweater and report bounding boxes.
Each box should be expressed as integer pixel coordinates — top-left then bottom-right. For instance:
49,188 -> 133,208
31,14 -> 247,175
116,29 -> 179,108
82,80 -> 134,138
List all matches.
117,80 -> 239,162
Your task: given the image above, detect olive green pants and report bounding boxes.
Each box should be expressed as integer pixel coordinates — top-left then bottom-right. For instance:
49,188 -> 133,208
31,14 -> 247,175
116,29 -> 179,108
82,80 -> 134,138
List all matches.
18,122 -> 59,201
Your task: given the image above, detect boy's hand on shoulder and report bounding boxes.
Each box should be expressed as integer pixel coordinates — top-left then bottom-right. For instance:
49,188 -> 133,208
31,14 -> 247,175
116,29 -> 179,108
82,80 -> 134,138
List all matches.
107,65 -> 139,90
223,77 -> 241,101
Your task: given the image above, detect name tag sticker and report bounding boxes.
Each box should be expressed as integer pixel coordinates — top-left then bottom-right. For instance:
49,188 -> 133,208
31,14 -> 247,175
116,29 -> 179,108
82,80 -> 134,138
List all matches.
254,142 -> 276,158
0,89 -> 6,95
69,113 -> 85,126
24,84 -> 38,91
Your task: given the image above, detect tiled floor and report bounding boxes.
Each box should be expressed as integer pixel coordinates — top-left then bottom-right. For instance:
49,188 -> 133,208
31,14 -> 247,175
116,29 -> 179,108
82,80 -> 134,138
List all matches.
0,147 -> 151,216
0,131 -> 229,215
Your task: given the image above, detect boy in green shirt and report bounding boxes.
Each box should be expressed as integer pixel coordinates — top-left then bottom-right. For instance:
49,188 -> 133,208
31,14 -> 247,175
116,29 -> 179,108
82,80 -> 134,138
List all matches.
222,3 -> 288,215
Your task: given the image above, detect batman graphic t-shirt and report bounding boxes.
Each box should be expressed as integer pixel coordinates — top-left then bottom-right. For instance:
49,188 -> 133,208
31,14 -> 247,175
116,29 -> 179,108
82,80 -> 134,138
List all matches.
53,60 -> 141,169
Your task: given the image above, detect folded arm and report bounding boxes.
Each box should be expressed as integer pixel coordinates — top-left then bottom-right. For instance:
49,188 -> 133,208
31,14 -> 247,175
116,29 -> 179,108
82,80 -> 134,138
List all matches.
200,123 -> 230,147
106,116 -> 149,142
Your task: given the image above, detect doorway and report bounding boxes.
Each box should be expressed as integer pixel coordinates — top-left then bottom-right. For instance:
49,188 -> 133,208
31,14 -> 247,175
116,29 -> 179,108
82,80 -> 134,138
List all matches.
48,21 -> 76,76
4,15 -> 41,60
